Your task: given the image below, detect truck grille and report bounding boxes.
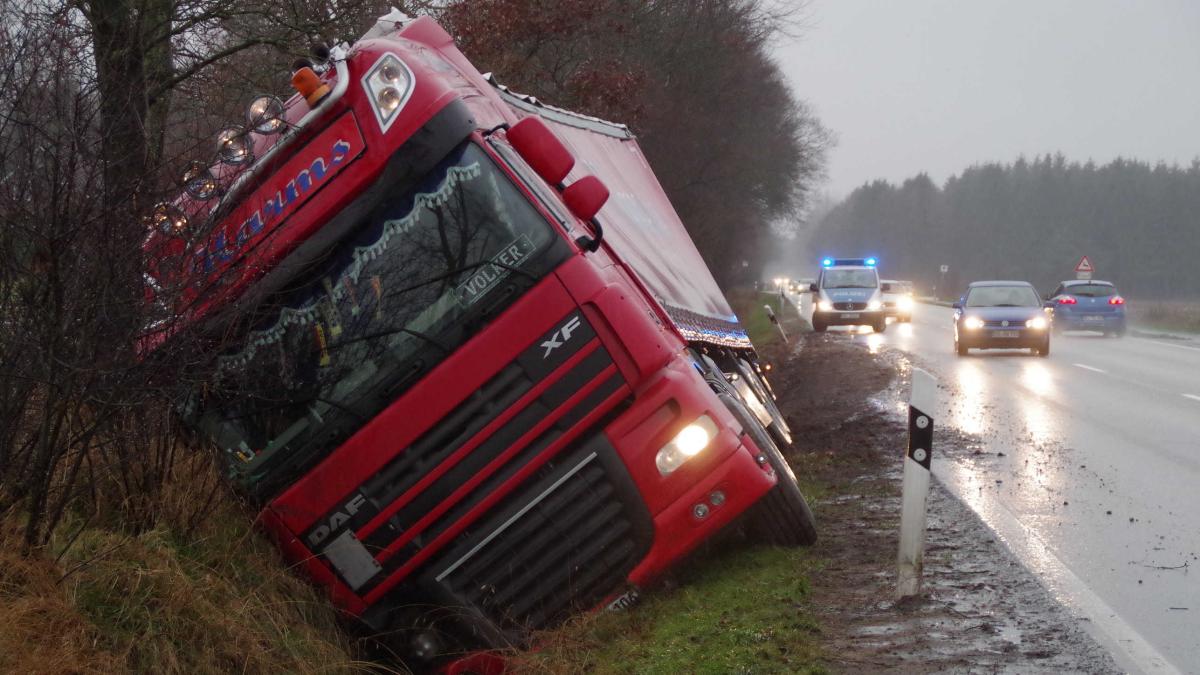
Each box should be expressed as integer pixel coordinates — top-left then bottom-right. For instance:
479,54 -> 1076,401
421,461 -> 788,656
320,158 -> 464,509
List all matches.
834,301 -> 868,311
431,438 -> 652,633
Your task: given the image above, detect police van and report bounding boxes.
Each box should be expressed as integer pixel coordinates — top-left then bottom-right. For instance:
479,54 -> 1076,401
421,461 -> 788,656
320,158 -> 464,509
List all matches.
809,257 -> 887,333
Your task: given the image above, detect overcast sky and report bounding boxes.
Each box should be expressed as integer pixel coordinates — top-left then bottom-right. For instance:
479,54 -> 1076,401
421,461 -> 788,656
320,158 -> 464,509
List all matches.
775,0 -> 1200,199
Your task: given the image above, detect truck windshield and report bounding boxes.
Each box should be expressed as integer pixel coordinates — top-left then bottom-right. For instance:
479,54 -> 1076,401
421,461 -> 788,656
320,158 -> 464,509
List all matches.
822,269 -> 877,289
186,141 -> 566,497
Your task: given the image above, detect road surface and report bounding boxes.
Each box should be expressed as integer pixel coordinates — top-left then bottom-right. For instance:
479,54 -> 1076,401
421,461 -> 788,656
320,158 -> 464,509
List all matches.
798,295 -> 1199,674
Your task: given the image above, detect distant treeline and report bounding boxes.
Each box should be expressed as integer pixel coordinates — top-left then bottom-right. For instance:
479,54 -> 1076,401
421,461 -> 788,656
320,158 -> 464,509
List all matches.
812,155 -> 1200,299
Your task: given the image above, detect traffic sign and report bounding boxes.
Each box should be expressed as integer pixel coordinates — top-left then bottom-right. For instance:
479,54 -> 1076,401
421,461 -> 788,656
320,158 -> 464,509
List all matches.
1075,255 -> 1094,280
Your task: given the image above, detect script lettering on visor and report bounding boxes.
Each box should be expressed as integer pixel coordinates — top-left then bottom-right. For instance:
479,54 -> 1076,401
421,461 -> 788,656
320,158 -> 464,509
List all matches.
455,234 -> 536,306
192,112 -> 366,276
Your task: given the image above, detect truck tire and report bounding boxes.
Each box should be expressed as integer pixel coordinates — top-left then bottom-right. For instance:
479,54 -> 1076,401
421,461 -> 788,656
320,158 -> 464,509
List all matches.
719,394 -> 817,547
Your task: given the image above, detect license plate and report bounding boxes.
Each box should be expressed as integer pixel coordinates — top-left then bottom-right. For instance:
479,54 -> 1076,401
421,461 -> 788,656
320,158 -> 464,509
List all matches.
1083,315 -> 1104,322
841,313 -> 860,319
992,330 -> 1020,338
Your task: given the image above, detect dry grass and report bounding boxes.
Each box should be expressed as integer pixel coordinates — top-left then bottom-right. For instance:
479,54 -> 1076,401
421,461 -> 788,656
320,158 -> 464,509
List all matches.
0,463 -> 379,675
1128,300 -> 1200,334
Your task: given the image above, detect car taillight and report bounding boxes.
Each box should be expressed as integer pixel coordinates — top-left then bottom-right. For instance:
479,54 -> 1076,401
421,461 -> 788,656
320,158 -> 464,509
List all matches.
1109,296 -> 1125,305
1057,296 -> 1077,305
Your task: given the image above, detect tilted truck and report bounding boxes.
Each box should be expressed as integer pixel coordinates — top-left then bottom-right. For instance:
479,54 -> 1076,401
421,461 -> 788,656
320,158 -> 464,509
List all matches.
143,10 -> 815,668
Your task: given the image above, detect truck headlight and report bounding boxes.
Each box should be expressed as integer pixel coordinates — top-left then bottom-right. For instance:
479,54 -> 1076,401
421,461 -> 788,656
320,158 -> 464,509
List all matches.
1026,316 -> 1048,330
361,53 -> 414,133
656,414 -> 719,475
817,300 -> 833,312
963,316 -> 985,330
867,300 -> 882,311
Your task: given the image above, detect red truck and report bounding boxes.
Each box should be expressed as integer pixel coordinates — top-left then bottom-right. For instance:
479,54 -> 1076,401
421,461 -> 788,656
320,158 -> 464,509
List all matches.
145,10 -> 814,668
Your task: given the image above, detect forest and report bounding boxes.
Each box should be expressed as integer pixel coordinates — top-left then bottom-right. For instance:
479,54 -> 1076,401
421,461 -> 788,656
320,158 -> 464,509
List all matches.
812,154 -> 1200,299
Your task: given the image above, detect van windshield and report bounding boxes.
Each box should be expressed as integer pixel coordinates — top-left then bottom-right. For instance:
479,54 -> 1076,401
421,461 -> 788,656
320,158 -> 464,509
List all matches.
185,141 -> 567,497
821,269 -> 877,289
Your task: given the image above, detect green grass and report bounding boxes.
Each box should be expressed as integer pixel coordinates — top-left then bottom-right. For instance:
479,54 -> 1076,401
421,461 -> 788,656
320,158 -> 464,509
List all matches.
727,289 -> 809,350
517,546 -> 826,674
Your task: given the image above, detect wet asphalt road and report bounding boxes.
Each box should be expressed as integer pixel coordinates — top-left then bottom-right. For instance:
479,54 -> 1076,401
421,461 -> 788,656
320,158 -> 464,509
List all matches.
799,296 -> 1199,673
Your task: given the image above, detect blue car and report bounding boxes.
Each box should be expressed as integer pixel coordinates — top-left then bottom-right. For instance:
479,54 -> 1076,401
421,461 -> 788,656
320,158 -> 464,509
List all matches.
953,281 -> 1051,357
1047,280 -> 1127,337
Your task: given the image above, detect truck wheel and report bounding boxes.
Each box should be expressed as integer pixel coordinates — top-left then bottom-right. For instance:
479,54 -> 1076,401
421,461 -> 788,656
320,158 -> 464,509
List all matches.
720,394 -> 816,547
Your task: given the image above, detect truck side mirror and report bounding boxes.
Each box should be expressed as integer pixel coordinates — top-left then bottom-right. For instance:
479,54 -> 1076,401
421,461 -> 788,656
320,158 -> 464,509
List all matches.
808,283 -> 818,293
563,175 -> 609,222
507,117 -> 575,185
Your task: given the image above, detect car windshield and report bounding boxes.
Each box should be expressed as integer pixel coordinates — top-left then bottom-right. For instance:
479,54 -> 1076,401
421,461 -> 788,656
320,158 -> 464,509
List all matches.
965,285 -> 1041,308
184,141 -> 565,497
1065,283 -> 1116,297
822,269 -> 877,288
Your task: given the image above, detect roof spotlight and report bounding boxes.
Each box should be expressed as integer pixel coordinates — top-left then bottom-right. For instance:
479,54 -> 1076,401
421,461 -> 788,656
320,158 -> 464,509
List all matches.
180,161 -> 218,200
216,126 -> 253,165
246,95 -> 286,135
151,203 -> 189,237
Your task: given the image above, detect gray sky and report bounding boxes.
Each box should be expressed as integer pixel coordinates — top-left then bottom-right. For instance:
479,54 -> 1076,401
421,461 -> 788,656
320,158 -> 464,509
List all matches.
775,0 -> 1200,198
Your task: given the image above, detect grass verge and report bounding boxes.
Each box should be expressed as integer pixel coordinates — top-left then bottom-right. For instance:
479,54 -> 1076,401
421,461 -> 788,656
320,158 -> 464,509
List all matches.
1,496 -> 367,675
727,288 -> 809,350
1128,300 -> 1200,334
514,545 -> 825,674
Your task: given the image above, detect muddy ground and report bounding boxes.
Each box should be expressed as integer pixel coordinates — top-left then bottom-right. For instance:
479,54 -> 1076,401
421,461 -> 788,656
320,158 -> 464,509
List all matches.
766,334 -> 1120,674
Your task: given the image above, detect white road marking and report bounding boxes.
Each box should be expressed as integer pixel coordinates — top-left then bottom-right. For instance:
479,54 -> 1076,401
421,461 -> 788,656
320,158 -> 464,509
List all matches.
1147,340 -> 1200,353
1183,394 -> 1200,403
1072,363 -> 1107,374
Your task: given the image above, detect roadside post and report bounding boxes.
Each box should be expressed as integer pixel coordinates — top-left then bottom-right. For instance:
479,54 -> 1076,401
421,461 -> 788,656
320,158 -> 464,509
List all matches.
897,368 -> 937,598
763,304 -> 788,344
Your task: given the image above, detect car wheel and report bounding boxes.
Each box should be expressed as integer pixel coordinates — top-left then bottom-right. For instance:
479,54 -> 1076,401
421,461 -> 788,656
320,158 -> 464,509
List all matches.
721,394 -> 816,547
1037,339 -> 1050,357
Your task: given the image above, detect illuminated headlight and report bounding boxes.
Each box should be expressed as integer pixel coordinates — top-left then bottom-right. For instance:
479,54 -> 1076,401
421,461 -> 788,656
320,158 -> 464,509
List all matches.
361,53 -> 414,133
817,300 -> 833,312
656,415 -> 719,475
963,316 -> 985,330
897,296 -> 914,310
867,300 -> 883,311
1026,316 -> 1048,330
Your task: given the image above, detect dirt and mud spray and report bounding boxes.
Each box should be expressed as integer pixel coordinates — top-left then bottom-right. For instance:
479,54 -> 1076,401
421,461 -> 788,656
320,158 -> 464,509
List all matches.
768,333 -> 1120,673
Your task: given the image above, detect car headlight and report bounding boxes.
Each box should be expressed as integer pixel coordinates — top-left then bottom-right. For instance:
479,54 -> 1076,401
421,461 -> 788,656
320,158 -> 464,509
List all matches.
656,414 -> 719,475
1026,316 -> 1048,330
867,300 -> 883,311
817,300 -> 833,312
897,296 -> 914,310
361,53 -> 414,133
963,316 -> 985,330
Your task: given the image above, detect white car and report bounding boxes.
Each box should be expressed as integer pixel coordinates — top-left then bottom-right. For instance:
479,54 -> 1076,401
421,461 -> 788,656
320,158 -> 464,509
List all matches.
880,280 -> 914,322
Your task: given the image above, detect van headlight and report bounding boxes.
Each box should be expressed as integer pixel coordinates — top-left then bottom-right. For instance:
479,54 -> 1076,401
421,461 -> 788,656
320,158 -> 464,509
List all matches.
361,53 -> 414,133
656,415 -> 719,475
817,300 -> 833,312
867,300 -> 882,311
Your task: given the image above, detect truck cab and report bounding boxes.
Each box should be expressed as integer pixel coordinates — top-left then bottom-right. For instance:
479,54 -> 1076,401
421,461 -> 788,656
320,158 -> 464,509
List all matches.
143,11 -> 815,668
810,258 -> 886,333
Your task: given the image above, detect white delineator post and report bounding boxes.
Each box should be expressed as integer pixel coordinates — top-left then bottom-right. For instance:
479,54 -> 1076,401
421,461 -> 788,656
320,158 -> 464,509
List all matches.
897,368 -> 937,598
763,304 -> 788,343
